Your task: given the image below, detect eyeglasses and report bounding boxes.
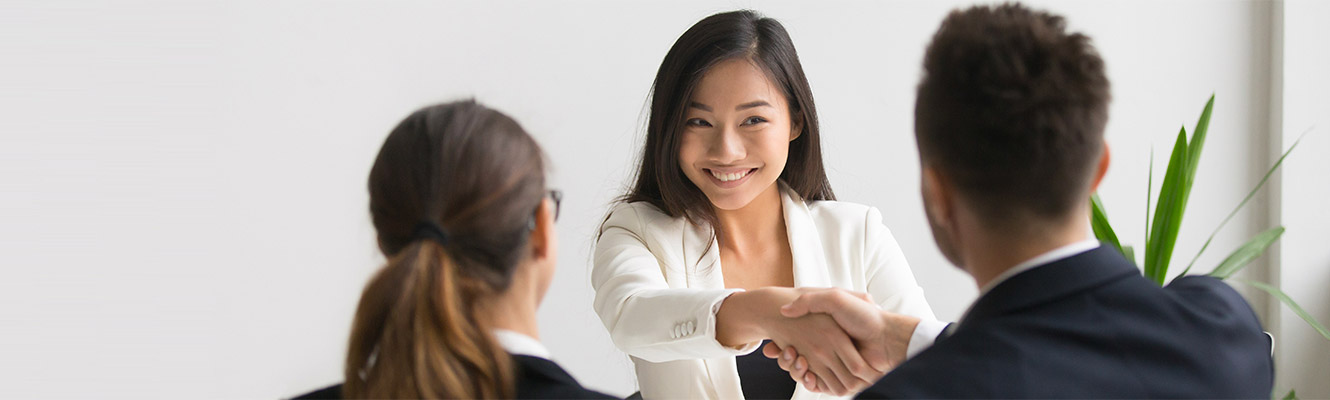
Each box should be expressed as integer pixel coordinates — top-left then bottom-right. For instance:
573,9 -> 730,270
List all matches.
546,189 -> 562,221
529,189 -> 562,231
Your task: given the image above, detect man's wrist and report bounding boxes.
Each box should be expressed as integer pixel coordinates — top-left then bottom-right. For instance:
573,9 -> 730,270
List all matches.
881,312 -> 921,356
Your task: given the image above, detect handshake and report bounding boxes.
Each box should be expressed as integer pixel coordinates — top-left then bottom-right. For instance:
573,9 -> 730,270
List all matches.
758,288 -> 923,396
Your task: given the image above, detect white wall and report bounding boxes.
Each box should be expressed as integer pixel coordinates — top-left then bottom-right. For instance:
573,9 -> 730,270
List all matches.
1273,0 -> 1330,397
0,1 -> 1322,398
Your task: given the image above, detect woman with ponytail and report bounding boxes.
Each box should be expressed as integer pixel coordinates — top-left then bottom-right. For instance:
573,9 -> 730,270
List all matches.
295,100 -> 614,399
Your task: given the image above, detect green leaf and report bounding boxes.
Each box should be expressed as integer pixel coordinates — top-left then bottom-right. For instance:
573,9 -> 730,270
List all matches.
1144,127 -> 1191,285
1122,245 -> 1135,267
1239,279 -> 1330,341
1206,227 -> 1284,279
1281,389 -> 1297,400
1184,95 -> 1215,183
1183,129 -> 1307,274
1144,147 -> 1154,252
1091,193 -> 1125,258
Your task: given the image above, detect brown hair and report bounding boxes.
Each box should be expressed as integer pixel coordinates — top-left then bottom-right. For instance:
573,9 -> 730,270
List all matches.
915,3 -> 1111,222
621,10 -> 834,227
345,100 -> 547,398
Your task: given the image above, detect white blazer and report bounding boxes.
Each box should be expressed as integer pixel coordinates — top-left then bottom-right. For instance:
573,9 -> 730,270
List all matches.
592,184 -> 938,400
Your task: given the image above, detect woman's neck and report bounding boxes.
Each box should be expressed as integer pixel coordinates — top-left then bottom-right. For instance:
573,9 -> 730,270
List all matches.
475,275 -> 541,340
714,182 -> 786,256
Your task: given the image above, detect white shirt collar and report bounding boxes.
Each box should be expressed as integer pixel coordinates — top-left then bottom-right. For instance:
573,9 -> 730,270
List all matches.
951,239 -> 1100,330
492,329 -> 550,359
977,238 -> 1101,297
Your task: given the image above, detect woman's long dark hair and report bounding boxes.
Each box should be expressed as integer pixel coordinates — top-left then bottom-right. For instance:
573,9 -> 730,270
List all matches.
345,100 -> 547,399
620,10 -> 834,228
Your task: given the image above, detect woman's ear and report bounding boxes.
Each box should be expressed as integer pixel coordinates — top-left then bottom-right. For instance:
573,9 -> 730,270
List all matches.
789,110 -> 804,141
528,198 -> 556,262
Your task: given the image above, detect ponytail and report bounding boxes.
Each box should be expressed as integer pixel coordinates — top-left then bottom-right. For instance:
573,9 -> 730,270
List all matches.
344,241 -> 515,399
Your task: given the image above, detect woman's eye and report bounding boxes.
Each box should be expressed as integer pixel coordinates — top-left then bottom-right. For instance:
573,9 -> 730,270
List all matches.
685,118 -> 712,127
742,116 -> 768,125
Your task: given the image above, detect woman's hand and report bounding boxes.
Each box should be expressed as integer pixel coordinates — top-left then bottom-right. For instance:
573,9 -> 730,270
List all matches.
765,311 -> 879,395
762,288 -> 921,393
716,287 -> 879,396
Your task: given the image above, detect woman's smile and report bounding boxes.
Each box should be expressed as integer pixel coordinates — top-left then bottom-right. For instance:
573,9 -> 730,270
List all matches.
705,167 -> 759,188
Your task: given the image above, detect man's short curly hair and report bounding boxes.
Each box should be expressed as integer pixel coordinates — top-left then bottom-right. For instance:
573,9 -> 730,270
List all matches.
915,2 -> 1111,223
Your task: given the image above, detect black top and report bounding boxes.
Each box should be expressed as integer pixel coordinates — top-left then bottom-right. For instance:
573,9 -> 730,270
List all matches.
736,340 -> 797,399
293,354 -> 615,399
858,245 -> 1275,399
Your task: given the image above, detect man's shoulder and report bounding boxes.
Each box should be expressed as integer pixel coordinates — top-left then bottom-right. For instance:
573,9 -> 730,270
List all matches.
860,327 -> 1013,399
1164,275 -> 1258,315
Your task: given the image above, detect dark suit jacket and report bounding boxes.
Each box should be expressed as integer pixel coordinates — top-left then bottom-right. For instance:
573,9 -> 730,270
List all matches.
859,246 -> 1274,399
293,354 -> 616,399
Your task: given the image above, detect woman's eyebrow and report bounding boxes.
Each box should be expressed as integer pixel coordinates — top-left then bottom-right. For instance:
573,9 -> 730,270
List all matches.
736,100 -> 771,110
687,101 -> 713,112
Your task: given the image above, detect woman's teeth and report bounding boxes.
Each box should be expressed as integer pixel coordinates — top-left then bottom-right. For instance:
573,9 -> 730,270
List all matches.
710,169 -> 752,182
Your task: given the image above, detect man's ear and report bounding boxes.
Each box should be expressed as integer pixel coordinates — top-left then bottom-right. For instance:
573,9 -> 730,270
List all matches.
921,166 -> 954,224
789,110 -> 804,142
1091,141 -> 1111,192
528,199 -> 555,261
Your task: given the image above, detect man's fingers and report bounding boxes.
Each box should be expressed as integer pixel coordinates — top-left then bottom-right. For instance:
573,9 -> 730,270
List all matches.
835,335 -> 881,383
782,289 -> 869,319
810,363 -> 846,395
824,335 -> 873,394
780,293 -> 814,318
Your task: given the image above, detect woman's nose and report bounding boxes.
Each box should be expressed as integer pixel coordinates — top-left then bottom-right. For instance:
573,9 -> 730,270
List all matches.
709,125 -> 745,163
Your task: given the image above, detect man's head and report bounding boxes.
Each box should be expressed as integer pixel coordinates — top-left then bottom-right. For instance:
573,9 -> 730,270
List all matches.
914,3 -> 1111,268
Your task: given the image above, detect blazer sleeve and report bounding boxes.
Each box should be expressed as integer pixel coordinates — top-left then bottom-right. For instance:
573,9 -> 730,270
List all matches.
592,204 -> 761,363
861,207 -> 938,322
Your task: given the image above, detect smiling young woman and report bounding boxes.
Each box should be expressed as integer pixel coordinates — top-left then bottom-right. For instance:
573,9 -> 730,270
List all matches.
591,10 -> 945,400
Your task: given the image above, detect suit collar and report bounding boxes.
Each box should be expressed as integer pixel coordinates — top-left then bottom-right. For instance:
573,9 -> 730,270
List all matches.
958,245 -> 1138,327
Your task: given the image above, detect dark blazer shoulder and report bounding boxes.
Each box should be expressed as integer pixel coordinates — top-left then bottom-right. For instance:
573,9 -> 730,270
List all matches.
859,246 -> 1273,399
289,356 -> 616,400
513,355 -> 618,399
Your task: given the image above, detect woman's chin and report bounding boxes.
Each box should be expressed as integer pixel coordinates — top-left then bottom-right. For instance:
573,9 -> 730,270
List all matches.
703,187 -> 765,212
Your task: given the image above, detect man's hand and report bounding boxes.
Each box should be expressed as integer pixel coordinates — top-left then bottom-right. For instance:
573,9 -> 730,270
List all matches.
762,288 -> 921,393
717,287 -> 879,395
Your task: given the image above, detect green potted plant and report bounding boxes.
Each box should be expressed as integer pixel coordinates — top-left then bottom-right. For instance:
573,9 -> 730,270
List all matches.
1088,95 -> 1327,399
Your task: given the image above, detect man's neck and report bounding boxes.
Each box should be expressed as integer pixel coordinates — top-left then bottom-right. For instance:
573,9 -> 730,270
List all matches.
963,214 -> 1093,290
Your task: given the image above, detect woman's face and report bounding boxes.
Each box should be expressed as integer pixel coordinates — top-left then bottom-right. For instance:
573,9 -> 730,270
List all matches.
678,58 -> 801,211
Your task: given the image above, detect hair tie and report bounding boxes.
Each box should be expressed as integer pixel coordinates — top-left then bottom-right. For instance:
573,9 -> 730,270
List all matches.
412,221 -> 450,246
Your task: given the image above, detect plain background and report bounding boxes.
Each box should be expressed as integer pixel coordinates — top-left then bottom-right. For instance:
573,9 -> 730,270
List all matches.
2,0 -> 1326,398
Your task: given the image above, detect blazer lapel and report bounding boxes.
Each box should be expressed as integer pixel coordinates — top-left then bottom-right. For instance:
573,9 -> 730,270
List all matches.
680,216 -> 725,290
683,183 -> 831,400
782,183 -> 831,288
679,210 -> 744,399
960,246 -> 1139,327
